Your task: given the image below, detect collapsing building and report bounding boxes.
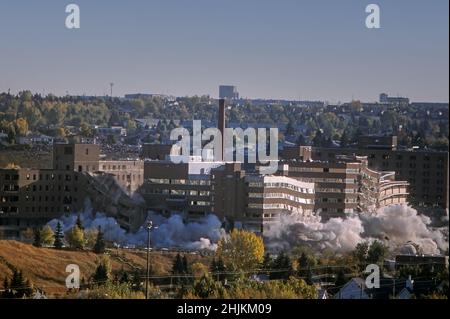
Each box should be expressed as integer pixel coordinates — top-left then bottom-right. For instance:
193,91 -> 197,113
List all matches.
0,143 -> 146,237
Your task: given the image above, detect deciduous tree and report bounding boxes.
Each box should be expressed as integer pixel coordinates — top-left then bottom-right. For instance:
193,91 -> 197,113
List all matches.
216,229 -> 264,272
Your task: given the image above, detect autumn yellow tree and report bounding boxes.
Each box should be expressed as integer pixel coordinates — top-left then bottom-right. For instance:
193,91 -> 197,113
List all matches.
191,262 -> 210,279
65,225 -> 86,250
15,118 -> 29,136
57,127 -> 66,138
40,225 -> 55,246
216,229 -> 264,272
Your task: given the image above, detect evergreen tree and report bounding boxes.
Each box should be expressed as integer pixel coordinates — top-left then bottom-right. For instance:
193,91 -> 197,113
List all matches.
182,255 -> 190,274
118,269 -> 130,284
262,253 -> 273,270
2,278 -> 10,298
298,252 -> 309,277
75,214 -> 84,231
210,257 -> 227,281
131,269 -> 144,291
6,269 -> 33,298
33,228 -> 42,247
93,226 -> 106,254
210,258 -> 217,273
335,269 -> 347,287
172,254 -> 191,285
296,134 -> 306,146
172,254 -> 184,274
286,119 -> 296,136
92,257 -> 111,286
367,240 -> 388,265
271,251 -> 292,280
305,267 -> 314,285
340,130 -> 350,147
92,264 -> 109,285
54,222 -> 64,249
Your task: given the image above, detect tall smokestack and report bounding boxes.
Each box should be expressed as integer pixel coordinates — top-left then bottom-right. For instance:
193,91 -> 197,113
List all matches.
218,99 -> 226,161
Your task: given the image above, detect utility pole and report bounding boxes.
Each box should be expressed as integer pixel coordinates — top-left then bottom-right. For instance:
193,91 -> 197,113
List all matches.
110,82 -> 114,98
145,221 -> 153,299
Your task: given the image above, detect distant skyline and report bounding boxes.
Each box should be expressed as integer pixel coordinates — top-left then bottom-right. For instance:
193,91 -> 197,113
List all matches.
0,0 -> 448,103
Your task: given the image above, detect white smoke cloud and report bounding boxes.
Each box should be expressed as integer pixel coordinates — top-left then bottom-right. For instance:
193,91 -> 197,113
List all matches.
361,205 -> 448,255
264,204 -> 448,255
263,214 -> 365,253
48,202 -> 448,255
148,213 -> 224,251
47,204 -> 224,251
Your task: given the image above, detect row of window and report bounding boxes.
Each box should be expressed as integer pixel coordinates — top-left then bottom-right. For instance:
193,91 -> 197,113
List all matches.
248,182 -> 314,194
102,163 -> 141,171
144,188 -> 210,196
247,203 -> 310,211
315,197 -> 357,204
289,167 -> 359,174
22,184 -> 78,192
112,174 -> 141,182
147,178 -> 210,186
315,188 -> 358,194
248,192 -> 312,204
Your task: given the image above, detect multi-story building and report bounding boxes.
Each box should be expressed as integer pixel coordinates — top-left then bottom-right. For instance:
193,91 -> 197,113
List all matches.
244,175 -> 315,233
282,139 -> 448,212
359,161 -> 409,212
53,143 -> 100,172
0,168 -> 81,236
139,156 -> 316,232
140,157 -> 222,219
0,143 -> 146,237
279,151 -> 409,219
379,93 -> 410,106
282,157 -> 361,219
99,160 -> 144,195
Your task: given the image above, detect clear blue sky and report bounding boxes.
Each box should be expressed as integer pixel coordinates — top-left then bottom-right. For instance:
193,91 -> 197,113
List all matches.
0,0 -> 448,102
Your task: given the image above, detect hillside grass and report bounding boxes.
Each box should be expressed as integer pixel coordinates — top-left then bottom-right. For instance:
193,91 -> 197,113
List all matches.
0,240 -> 211,297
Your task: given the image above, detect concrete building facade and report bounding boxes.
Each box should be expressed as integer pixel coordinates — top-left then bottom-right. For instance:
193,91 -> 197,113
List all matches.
282,143 -> 448,211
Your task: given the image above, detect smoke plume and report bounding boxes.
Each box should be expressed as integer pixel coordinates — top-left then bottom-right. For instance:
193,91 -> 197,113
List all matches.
47,204 -> 224,251
264,204 -> 448,255
48,202 -> 447,255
